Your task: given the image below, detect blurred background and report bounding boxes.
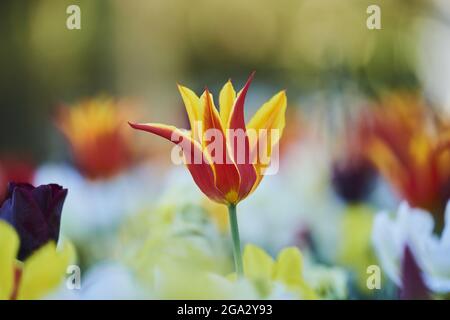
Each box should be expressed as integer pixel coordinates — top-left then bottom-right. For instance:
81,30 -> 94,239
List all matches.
0,0 -> 439,162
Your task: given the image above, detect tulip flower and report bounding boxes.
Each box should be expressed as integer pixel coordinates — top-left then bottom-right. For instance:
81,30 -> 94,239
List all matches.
0,220 -> 74,300
57,97 -> 135,180
0,183 -> 67,260
129,73 -> 287,275
360,94 -> 450,225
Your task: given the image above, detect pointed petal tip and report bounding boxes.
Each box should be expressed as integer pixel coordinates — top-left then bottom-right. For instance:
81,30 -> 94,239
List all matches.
176,83 -> 185,91
177,83 -> 193,95
128,122 -> 154,132
242,71 -> 256,92
128,121 -> 151,131
277,90 -> 287,97
128,121 -> 137,128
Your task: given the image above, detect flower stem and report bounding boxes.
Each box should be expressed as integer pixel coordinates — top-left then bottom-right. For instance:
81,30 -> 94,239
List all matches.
228,203 -> 243,276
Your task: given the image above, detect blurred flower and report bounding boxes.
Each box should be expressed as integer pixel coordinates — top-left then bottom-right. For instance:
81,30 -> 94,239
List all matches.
0,220 -> 74,300
372,201 -> 450,295
0,183 -> 67,261
130,73 -> 287,205
115,197 -> 263,299
361,94 -> 450,220
337,204 -> 376,292
118,197 -> 231,295
57,97 -> 136,180
331,155 -> 375,204
42,95 -> 156,265
303,263 -> 347,300
0,158 -> 35,202
234,244 -> 317,299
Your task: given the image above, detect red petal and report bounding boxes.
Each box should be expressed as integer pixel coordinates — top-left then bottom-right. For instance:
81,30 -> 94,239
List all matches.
203,90 -> 241,203
129,122 -> 225,203
227,73 -> 257,200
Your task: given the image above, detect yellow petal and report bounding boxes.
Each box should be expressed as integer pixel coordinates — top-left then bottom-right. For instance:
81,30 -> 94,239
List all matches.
17,240 -> 75,300
178,85 -> 202,141
219,80 -> 236,128
247,91 -> 287,143
273,247 -> 303,286
243,244 -> 274,280
273,247 -> 318,299
247,91 -> 287,180
338,205 -> 376,292
0,221 -> 19,300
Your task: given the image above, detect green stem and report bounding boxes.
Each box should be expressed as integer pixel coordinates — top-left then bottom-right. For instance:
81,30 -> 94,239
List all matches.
228,203 -> 243,276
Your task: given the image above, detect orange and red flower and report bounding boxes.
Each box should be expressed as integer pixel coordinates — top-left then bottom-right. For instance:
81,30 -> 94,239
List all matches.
57,97 -> 136,180
130,73 -> 287,205
360,94 -> 450,217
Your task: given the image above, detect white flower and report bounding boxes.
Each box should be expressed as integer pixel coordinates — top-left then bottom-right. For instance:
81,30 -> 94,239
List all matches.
372,201 -> 450,293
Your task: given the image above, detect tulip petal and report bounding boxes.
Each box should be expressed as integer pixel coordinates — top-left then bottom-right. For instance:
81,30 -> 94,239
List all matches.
0,183 -> 67,262
219,80 -> 236,128
273,247 -> 318,299
10,188 -> 51,261
273,247 -> 303,285
202,89 -> 241,203
178,85 -> 203,142
243,244 -> 274,280
129,122 -> 225,203
17,240 -> 75,300
0,221 -> 19,300
247,91 -> 287,186
227,73 -> 257,200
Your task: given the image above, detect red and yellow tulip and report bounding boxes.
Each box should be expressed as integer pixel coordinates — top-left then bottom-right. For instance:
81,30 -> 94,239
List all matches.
129,73 -> 287,206
130,73 -> 286,276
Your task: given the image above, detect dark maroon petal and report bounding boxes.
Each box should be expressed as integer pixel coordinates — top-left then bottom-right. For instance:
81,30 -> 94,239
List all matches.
4,182 -> 34,202
30,185 -> 53,218
331,157 -> 375,203
400,245 -> 430,300
11,187 -> 49,260
0,182 -> 67,261
47,187 -> 67,241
